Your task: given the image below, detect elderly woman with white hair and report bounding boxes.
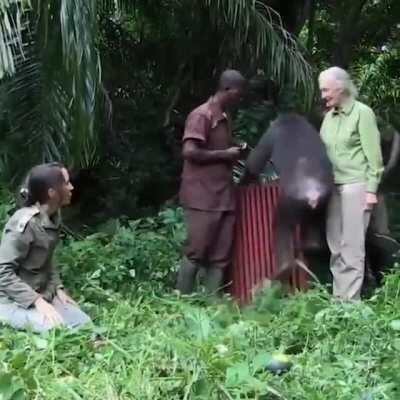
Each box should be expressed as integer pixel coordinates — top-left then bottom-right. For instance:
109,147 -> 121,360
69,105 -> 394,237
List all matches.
318,66 -> 384,301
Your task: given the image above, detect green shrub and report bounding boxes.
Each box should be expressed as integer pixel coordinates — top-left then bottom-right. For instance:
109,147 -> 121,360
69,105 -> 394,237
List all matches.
0,190 -> 400,399
57,207 -> 185,302
0,187 -> 14,231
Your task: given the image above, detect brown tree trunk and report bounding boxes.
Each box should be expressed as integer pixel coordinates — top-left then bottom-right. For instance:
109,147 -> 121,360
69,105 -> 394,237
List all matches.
306,0 -> 316,52
265,0 -> 309,35
332,0 -> 368,68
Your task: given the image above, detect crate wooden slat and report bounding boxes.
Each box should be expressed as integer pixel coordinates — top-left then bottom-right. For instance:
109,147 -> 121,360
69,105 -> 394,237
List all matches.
228,184 -> 307,304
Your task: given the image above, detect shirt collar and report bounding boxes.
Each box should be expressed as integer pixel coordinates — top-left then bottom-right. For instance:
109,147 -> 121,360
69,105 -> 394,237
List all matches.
37,204 -> 61,230
207,97 -> 227,128
333,98 -> 355,116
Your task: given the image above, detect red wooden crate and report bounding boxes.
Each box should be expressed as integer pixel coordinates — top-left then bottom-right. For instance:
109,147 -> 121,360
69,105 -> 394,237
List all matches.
228,183 -> 308,304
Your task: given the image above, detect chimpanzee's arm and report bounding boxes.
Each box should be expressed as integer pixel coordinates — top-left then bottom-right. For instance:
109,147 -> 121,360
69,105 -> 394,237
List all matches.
384,130 -> 400,176
240,127 -> 276,184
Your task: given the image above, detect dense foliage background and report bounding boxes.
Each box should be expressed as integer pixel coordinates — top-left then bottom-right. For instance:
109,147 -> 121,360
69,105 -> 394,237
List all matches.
1,0 -> 398,222
1,191 -> 400,399
0,0 -> 400,399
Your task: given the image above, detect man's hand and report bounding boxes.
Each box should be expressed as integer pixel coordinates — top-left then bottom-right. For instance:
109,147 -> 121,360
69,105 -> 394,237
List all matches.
183,140 -> 241,164
34,297 -> 64,327
365,192 -> 378,210
56,289 -> 77,306
225,146 -> 241,161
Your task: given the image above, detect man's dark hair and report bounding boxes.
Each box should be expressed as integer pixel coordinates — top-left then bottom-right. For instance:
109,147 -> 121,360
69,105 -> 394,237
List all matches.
218,69 -> 246,91
21,162 -> 66,207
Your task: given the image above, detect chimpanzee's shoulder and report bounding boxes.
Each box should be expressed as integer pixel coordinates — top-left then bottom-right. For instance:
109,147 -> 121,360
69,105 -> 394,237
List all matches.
278,112 -> 308,122
275,113 -> 316,133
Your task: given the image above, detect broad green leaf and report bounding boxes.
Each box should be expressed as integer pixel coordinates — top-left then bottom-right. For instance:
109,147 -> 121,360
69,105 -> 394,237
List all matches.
225,362 -> 251,387
390,319 -> 400,331
32,336 -> 48,350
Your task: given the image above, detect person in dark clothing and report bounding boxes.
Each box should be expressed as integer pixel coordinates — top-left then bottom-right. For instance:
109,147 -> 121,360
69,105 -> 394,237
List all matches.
177,70 -> 247,294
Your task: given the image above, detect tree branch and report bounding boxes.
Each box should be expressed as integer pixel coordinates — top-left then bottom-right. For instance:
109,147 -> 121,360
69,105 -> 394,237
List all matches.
306,0 -> 316,52
163,61 -> 189,128
332,0 -> 368,67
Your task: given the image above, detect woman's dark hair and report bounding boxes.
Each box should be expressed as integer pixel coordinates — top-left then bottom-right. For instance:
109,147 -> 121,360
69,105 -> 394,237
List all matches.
20,162 -> 66,207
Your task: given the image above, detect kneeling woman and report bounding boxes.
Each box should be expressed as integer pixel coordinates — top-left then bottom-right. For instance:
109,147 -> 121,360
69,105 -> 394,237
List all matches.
0,163 -> 91,333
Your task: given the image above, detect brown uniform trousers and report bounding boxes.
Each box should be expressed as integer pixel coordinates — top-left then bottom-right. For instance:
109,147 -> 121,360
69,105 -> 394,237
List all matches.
184,209 -> 235,270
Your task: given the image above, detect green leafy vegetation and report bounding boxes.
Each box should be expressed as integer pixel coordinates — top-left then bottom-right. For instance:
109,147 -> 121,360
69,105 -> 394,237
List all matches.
0,190 -> 399,399
1,0 -> 399,219
0,1 -> 400,398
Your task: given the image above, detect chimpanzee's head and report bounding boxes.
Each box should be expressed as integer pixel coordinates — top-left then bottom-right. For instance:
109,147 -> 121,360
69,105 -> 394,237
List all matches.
275,86 -> 302,113
247,79 -> 302,113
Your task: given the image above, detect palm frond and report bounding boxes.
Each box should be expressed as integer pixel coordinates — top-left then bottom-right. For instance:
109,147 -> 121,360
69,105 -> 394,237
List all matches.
98,0 -> 136,15
0,0 -> 30,79
0,17 -> 72,183
205,0 -> 314,106
103,0 -> 314,106
0,0 -> 102,182
59,0 -> 101,168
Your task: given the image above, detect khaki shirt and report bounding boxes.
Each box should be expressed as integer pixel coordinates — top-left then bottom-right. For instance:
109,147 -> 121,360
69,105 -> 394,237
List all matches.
0,205 -> 63,309
179,97 -> 235,211
320,99 -> 384,193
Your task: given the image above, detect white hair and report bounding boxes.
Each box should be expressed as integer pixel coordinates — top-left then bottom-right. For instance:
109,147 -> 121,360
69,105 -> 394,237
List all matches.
318,66 -> 358,99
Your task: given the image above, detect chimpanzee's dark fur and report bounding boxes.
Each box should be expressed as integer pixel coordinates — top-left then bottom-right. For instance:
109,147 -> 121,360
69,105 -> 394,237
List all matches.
243,112 -> 334,281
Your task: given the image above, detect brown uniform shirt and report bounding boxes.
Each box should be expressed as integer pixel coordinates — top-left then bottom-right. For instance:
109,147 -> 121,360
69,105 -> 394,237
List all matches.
179,97 -> 235,211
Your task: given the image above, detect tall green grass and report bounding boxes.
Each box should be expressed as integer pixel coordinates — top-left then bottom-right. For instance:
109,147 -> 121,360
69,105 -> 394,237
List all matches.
0,192 -> 399,399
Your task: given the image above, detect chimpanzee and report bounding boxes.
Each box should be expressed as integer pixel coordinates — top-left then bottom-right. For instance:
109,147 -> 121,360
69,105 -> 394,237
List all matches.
241,89 -> 334,282
364,122 -> 400,289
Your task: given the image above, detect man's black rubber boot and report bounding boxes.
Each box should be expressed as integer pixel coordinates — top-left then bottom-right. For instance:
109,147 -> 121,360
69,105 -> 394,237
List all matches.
176,258 -> 199,294
204,267 -> 224,294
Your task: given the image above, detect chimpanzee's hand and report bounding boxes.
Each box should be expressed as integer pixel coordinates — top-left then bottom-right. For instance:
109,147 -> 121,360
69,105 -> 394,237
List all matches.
238,169 -> 257,185
307,188 -> 320,209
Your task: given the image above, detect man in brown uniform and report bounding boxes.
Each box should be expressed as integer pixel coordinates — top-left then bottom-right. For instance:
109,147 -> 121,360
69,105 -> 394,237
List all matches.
177,69 -> 247,294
